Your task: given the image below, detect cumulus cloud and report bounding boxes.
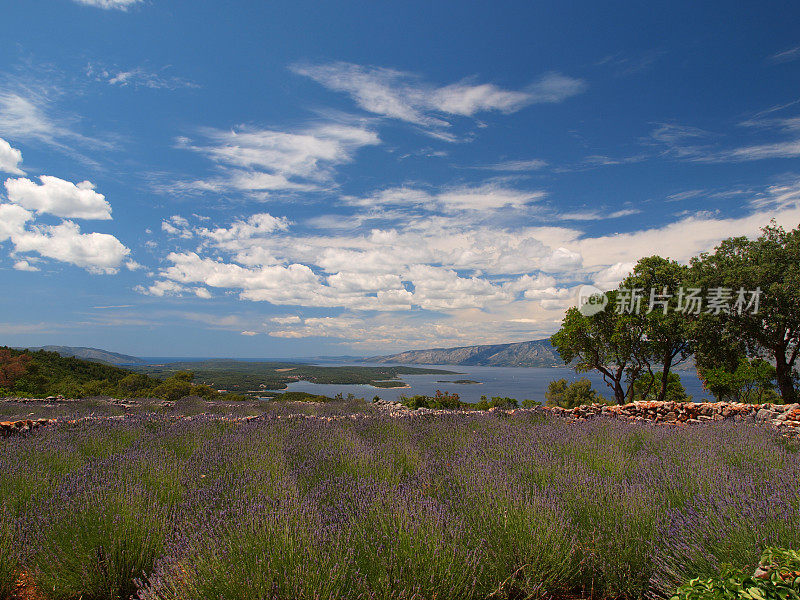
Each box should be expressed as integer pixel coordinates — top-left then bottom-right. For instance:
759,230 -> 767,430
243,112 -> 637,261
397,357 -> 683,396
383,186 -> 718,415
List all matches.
196,212 -> 290,243
0,177 -> 130,273
13,259 -> 39,272
592,262 -> 636,290
5,176 -> 112,220
0,138 -> 24,175
11,220 -> 130,274
291,62 -> 586,130
0,203 -> 34,242
145,179 -> 800,345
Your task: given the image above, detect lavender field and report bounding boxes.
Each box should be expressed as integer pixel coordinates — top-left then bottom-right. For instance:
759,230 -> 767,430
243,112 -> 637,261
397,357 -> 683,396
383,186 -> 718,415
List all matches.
1,408 -> 799,600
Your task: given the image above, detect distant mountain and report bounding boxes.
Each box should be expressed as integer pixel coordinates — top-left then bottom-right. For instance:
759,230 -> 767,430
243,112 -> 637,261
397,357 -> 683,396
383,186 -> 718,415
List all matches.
18,346 -> 145,366
367,339 -> 563,368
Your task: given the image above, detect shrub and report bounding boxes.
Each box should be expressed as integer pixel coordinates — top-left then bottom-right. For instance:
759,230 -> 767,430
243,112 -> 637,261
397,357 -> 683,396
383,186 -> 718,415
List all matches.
473,395 -> 519,410
633,372 -> 692,402
671,547 -> 800,600
400,390 -> 465,410
30,483 -> 172,600
700,358 -> 779,403
545,378 -> 606,408
0,508 -> 18,600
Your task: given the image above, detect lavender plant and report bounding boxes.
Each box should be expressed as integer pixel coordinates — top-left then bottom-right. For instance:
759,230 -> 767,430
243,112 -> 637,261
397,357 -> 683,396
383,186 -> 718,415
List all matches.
1,412 -> 798,600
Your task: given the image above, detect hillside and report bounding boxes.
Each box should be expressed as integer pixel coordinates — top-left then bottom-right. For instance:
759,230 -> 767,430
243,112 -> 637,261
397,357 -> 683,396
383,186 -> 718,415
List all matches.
17,345 -> 145,366
0,347 -> 241,400
368,339 -> 563,367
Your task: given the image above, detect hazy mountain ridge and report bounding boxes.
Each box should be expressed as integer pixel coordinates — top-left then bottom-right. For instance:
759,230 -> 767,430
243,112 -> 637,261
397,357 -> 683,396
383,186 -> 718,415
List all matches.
368,340 -> 564,367
17,346 -> 145,366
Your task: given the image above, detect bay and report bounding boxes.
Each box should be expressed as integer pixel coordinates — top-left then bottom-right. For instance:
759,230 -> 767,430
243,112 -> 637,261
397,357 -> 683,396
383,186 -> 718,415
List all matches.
267,363 -> 712,404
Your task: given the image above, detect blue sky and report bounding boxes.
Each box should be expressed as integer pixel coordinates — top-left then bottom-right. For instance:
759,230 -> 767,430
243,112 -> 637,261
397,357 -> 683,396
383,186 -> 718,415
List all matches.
1,0 -> 800,357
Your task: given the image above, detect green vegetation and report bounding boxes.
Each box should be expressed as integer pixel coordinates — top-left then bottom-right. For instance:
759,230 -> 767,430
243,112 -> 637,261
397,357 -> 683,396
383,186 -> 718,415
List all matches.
0,348 -> 246,401
671,547 -> 800,600
136,361 -> 456,395
398,391 -> 522,411
552,222 -> 800,404
0,508 -> 16,600
551,289 -> 647,404
699,358 -> 780,403
2,413 -> 798,599
399,390 -> 466,409
437,379 -> 481,384
545,378 -> 607,408
691,222 -> 800,404
268,391 -> 336,402
632,372 -> 692,403
473,395 -> 518,410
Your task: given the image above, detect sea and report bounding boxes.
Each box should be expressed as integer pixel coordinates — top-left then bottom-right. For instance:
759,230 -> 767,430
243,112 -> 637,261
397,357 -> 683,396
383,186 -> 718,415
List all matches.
262,363 -> 712,404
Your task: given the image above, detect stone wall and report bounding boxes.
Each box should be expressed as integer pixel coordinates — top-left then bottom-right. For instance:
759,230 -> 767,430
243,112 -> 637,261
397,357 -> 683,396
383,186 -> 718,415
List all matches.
545,400 -> 800,436
0,418 -> 56,437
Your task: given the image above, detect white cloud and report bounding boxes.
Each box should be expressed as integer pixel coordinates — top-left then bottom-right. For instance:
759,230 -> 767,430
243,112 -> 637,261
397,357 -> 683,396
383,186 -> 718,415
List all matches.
437,185 -> 544,211
558,208 -> 640,221
0,184 -> 129,274
241,330 -> 259,336
344,183 -> 545,212
11,220 -> 130,274
142,180 -> 800,345
197,213 -> 290,243
592,262 -> 636,290
72,0 -> 141,9
769,45 -> 800,63
540,247 -> 582,272
87,64 -> 198,90
0,203 -> 34,241
0,90 -> 64,147
291,62 -> 586,130
161,215 -> 193,238
13,260 -> 39,272
717,140 -> 800,162
175,123 -> 380,194
0,138 -> 24,175
476,159 -> 548,172
5,176 -> 112,220
270,315 -> 302,324
0,86 -> 110,159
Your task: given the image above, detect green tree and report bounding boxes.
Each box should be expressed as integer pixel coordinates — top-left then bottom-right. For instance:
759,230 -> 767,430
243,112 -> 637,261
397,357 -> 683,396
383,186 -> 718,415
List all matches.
172,371 -> 195,383
632,372 -> 690,402
117,373 -> 152,396
690,222 -> 800,403
545,378 -> 606,408
699,357 -> 778,403
619,256 -> 693,402
551,291 -> 648,404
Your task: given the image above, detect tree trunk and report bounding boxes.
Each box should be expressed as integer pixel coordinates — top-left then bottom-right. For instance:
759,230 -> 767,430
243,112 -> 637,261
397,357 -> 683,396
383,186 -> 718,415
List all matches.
613,381 -> 626,404
774,347 -> 797,404
658,352 -> 673,402
613,365 -> 626,404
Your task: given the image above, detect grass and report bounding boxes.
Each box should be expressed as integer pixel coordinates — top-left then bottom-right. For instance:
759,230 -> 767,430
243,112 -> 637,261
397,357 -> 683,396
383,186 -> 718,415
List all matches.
1,408 -> 798,600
